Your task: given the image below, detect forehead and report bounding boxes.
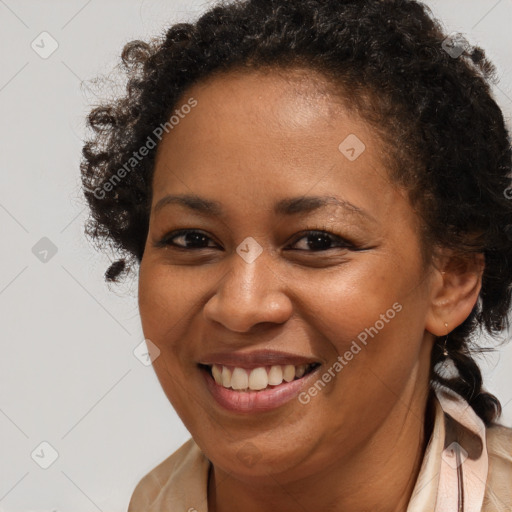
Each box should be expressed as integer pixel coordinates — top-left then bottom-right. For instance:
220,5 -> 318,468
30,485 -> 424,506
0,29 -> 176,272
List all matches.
152,67 -> 383,182
150,68 -> 414,226
186,66 -> 351,128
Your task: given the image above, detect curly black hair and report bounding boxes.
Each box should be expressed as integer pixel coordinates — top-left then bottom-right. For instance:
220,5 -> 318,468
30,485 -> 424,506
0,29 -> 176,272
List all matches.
81,0 -> 512,427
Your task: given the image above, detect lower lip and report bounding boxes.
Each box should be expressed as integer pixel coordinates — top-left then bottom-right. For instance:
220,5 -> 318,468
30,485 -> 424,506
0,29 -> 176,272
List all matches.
200,365 -> 321,413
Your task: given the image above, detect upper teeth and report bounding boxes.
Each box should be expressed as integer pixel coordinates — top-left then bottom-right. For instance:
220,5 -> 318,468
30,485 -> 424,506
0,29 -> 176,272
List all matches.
210,363 -> 313,391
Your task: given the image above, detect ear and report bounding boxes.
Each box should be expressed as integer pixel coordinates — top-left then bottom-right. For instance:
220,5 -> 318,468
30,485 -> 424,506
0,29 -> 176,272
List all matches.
424,250 -> 485,336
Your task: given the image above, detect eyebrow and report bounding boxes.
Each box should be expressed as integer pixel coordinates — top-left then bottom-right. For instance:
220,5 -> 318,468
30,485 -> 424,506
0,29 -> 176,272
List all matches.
153,193 -> 377,222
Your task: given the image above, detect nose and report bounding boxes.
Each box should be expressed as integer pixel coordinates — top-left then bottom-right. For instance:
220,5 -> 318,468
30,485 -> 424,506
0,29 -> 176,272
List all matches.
202,249 -> 293,333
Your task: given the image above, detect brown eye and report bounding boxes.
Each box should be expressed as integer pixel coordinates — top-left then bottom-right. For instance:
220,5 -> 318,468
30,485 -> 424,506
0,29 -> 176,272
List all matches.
154,228 -> 358,253
288,230 -> 356,252
155,229 -> 218,250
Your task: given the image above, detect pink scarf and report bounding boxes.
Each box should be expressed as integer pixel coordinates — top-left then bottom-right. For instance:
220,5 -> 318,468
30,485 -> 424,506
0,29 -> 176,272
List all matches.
407,386 -> 489,512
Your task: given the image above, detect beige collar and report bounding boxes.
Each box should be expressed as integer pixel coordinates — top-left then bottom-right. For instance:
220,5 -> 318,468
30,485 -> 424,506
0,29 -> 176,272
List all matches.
408,387 -> 488,512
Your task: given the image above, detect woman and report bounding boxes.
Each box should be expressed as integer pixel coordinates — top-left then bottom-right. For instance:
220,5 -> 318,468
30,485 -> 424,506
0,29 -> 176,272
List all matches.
81,0 -> 512,510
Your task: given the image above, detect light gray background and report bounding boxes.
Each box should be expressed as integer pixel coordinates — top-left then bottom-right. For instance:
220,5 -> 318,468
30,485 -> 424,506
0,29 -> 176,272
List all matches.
1,1 -> 511,511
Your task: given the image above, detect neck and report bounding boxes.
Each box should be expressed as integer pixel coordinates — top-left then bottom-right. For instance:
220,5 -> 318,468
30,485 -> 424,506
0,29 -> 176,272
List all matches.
208,386 -> 436,512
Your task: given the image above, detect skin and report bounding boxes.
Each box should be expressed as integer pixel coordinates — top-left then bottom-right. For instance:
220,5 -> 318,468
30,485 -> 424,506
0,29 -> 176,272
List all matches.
138,67 -> 484,512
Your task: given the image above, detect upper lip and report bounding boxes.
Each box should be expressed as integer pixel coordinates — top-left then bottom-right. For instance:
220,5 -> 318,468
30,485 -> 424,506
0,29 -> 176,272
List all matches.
198,349 -> 322,369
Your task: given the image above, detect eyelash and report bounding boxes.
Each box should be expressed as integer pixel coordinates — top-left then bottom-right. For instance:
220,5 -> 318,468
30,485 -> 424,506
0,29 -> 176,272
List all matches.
155,226 -> 358,252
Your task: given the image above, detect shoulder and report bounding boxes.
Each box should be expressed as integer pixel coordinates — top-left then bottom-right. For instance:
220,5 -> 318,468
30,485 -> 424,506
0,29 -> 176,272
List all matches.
127,437 -> 209,512
482,422 -> 512,511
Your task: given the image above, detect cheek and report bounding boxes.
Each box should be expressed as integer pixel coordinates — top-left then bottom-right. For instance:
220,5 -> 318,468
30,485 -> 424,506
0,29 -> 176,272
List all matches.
138,260 -> 200,339
137,260 -> 204,414
297,256 -> 426,388
297,259 -> 405,341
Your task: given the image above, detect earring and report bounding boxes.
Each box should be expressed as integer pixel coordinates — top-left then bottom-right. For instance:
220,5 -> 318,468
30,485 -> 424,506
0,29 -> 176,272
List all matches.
443,322 -> 449,357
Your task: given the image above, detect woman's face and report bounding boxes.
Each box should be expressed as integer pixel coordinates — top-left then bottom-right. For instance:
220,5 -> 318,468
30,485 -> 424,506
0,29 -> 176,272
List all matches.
138,68 -> 439,480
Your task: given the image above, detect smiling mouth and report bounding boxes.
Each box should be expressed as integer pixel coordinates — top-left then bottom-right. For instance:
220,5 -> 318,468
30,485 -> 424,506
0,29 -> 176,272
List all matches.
198,362 -> 321,392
